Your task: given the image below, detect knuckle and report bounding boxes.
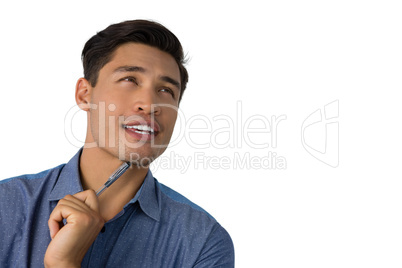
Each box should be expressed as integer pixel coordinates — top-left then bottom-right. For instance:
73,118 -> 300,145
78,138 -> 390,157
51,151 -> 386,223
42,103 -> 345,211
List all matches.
85,189 -> 97,199
56,203 -> 66,210
87,189 -> 96,195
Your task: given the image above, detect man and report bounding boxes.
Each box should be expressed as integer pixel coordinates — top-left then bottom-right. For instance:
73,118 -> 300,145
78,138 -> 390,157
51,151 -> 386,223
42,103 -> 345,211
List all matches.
0,20 -> 234,267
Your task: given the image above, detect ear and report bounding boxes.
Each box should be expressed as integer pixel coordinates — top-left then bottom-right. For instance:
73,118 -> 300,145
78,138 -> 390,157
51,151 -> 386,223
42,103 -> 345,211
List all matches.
75,78 -> 92,111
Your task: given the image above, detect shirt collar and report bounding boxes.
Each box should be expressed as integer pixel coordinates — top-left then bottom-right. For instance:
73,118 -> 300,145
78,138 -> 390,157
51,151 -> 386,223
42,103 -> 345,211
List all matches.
137,170 -> 161,222
48,148 -> 83,201
48,148 -> 161,222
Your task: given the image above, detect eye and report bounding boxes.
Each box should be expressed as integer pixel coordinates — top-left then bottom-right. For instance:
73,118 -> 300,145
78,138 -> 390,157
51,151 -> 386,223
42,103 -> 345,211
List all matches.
119,76 -> 138,85
160,87 -> 175,98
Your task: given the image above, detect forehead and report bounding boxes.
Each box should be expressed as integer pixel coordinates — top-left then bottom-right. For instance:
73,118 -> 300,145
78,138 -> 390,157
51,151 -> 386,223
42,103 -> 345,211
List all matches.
101,42 -> 180,80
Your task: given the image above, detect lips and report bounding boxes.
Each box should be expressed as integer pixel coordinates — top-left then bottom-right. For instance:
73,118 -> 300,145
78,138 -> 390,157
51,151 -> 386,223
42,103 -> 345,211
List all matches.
125,124 -> 155,134
122,119 -> 160,141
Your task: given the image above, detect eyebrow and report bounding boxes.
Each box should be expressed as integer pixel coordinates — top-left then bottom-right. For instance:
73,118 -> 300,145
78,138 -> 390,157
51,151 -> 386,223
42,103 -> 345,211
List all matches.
113,65 -> 146,73
160,75 -> 181,89
113,65 -> 181,89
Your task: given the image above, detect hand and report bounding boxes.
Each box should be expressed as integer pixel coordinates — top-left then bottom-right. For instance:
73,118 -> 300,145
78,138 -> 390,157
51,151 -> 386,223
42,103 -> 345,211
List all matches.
44,190 -> 105,268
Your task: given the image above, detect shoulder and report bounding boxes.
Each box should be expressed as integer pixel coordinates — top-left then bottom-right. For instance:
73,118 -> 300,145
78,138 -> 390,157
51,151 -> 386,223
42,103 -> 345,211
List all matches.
0,164 -> 65,185
157,181 -> 215,220
155,181 -> 235,266
0,164 -> 65,199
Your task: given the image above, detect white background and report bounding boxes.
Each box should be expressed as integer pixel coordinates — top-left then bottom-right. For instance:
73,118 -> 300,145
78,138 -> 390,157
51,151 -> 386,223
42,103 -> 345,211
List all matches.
0,1 -> 401,267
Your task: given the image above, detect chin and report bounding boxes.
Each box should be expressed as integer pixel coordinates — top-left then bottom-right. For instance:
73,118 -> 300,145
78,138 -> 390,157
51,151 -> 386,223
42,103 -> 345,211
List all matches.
131,159 -> 152,168
120,148 -> 160,167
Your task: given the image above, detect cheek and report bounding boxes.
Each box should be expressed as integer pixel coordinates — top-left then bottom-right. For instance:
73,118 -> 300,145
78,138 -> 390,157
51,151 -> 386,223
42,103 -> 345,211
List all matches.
164,109 -> 178,130
89,104 -> 123,131
87,108 -> 100,141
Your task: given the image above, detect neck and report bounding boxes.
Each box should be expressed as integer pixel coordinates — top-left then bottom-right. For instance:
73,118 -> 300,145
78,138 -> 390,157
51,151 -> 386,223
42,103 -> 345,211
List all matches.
79,146 -> 148,221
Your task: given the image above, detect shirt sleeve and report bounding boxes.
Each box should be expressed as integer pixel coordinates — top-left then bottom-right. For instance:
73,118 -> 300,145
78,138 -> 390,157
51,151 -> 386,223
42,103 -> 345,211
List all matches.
193,224 -> 235,268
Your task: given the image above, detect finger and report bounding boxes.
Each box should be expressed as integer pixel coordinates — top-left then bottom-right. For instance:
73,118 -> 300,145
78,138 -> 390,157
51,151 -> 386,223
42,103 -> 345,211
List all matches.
48,217 -> 63,239
59,195 -> 93,213
48,198 -> 91,239
73,190 -> 100,213
48,205 -> 73,239
48,201 -> 77,238
48,190 -> 101,239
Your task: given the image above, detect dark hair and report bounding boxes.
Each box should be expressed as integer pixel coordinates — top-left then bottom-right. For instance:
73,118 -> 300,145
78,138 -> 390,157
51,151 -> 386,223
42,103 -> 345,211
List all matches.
82,20 -> 188,102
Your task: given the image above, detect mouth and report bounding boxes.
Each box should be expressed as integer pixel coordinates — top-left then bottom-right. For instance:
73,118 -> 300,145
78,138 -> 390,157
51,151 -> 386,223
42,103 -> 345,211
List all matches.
124,124 -> 155,134
122,120 -> 160,141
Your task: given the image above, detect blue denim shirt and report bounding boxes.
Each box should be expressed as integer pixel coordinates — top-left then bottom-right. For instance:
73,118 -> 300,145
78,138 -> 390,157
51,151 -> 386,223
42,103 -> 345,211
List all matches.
0,150 -> 234,267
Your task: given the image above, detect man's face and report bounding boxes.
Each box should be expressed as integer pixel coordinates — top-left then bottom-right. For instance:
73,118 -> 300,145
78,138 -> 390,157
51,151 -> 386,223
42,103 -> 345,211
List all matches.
86,43 -> 181,165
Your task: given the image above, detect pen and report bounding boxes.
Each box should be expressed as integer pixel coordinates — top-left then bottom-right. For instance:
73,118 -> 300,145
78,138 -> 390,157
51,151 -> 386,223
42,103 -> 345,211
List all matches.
96,162 -> 131,196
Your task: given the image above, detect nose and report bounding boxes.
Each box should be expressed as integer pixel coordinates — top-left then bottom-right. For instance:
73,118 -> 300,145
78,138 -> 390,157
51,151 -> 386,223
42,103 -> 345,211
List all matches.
132,88 -> 161,115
